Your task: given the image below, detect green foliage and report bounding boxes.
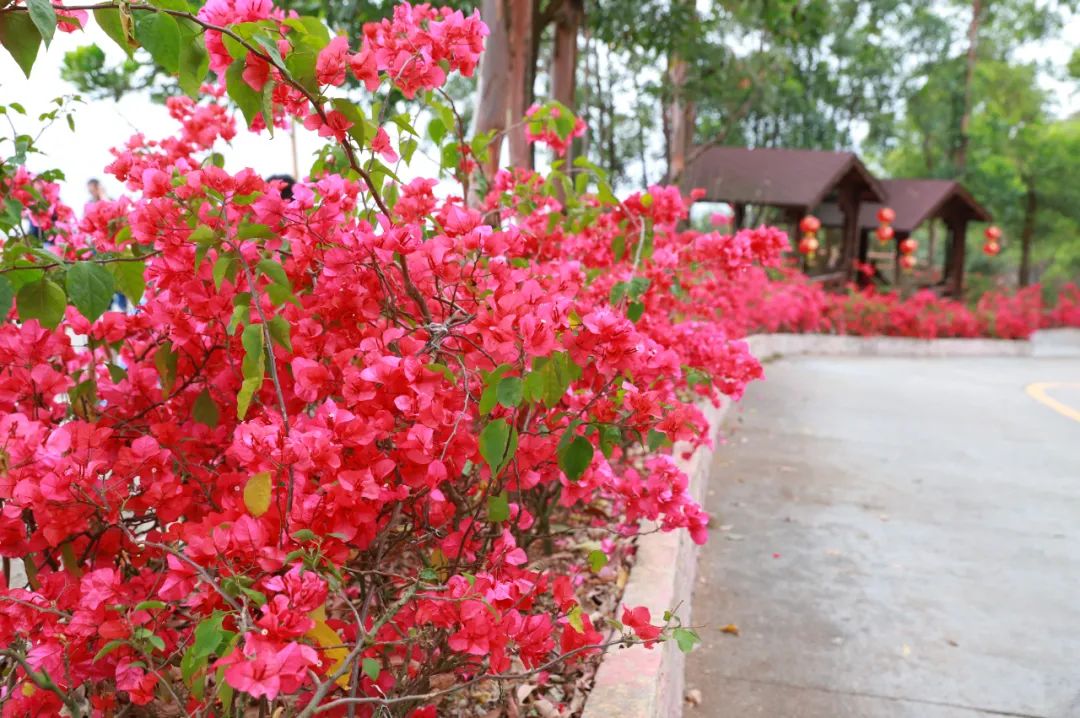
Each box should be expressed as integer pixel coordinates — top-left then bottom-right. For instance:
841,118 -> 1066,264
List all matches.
0,11 -> 42,78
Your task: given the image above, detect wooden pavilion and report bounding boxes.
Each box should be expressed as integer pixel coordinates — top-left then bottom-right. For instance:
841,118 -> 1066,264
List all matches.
848,179 -> 992,298
683,146 -> 886,287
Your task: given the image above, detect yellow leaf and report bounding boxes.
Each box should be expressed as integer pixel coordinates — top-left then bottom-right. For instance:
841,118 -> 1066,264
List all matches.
243,472 -> 272,516
430,548 -> 449,582
306,618 -> 350,690
720,623 -> 740,636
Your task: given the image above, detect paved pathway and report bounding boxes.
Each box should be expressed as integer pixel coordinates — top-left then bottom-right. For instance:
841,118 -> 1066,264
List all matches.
686,356 -> 1080,717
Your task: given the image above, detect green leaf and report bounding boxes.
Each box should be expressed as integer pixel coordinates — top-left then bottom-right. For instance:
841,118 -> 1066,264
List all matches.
133,600 -> 167,612
225,59 -> 262,128
330,98 -> 369,146
478,364 -> 513,415
291,528 -> 317,542
107,363 -> 127,384
627,301 -> 645,322
558,435 -> 593,481
672,627 -> 701,653
191,613 -> 227,660
237,373 -> 262,418
16,278 -> 65,329
26,0 -> 57,48
361,658 -> 381,682
478,418 -> 518,478
487,490 -> 510,523
109,259 -> 145,305
212,254 -> 236,290
134,11 -> 181,75
257,258 -> 289,287
267,314 -> 292,352
92,639 -> 127,662
154,341 -> 178,396
0,12 -> 42,78
647,429 -> 669,451
192,388 -> 219,427
66,261 -> 116,322
180,649 -> 206,694
496,376 -> 523,408
587,549 -> 608,573
178,23 -> 210,98
0,275 -> 13,320
94,8 -> 134,56
241,322 -> 265,380
284,48 -> 318,92
598,424 -> 621,458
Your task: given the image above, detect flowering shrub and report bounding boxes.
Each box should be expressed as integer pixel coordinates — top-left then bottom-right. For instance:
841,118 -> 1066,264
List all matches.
0,2 -> 790,715
728,267 -> 1080,341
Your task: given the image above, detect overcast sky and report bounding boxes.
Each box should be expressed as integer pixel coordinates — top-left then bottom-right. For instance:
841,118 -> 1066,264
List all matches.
0,13 -> 1076,208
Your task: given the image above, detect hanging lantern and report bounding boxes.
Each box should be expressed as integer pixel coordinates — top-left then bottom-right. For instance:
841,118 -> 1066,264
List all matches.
798,235 -> 820,255
798,214 -> 821,257
899,238 -> 918,255
799,215 -> 821,234
982,226 -> 1002,257
899,254 -> 917,271
875,206 -> 896,245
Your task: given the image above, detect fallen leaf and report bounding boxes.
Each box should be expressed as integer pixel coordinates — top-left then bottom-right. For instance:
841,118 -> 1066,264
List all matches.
516,683 -> 538,703
720,623 -> 740,636
946,639 -> 959,647
429,673 -> 456,691
685,688 -> 703,706
901,644 -> 911,657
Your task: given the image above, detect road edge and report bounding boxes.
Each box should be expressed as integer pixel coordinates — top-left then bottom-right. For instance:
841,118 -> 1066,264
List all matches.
582,329 -> 1078,718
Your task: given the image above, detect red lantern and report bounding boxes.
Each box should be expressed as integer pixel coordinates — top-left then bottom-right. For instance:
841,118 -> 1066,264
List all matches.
983,240 -> 1001,256
876,225 -> 894,243
899,238 -> 918,255
798,235 -> 820,255
877,207 -> 896,224
899,254 -> 917,270
799,215 -> 821,234
984,225 -> 1002,241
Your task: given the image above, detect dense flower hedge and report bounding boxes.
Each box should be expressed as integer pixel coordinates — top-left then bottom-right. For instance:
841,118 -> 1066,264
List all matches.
0,2 -> 792,715
0,2 -> 1075,716
724,267 -> 1080,341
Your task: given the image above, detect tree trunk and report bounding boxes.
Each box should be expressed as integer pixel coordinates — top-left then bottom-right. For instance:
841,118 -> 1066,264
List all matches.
551,0 -> 581,110
665,54 -> 695,185
954,0 -> 981,176
471,0 -> 511,181
506,0 -> 535,169
1019,184 -> 1037,287
550,0 -> 582,162
470,0 -> 535,183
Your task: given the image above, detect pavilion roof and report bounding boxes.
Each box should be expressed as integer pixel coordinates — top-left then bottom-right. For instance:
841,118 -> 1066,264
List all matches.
683,146 -> 886,208
858,179 -> 992,233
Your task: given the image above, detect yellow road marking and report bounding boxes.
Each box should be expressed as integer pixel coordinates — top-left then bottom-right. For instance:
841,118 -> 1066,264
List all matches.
1025,382 -> 1080,423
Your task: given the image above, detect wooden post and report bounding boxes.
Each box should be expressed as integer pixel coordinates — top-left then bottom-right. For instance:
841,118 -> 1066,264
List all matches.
732,203 -> 746,229
946,217 -> 967,298
837,184 -> 860,284
894,231 -> 909,286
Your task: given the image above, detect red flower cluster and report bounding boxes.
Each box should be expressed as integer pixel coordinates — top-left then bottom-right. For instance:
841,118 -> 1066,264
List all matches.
0,4 -> 792,708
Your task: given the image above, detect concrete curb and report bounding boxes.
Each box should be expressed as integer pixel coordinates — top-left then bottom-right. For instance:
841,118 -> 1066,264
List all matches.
581,328 -> 1080,718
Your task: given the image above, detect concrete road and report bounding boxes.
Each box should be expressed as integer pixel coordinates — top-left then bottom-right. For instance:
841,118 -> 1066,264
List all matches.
686,356 -> 1080,718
